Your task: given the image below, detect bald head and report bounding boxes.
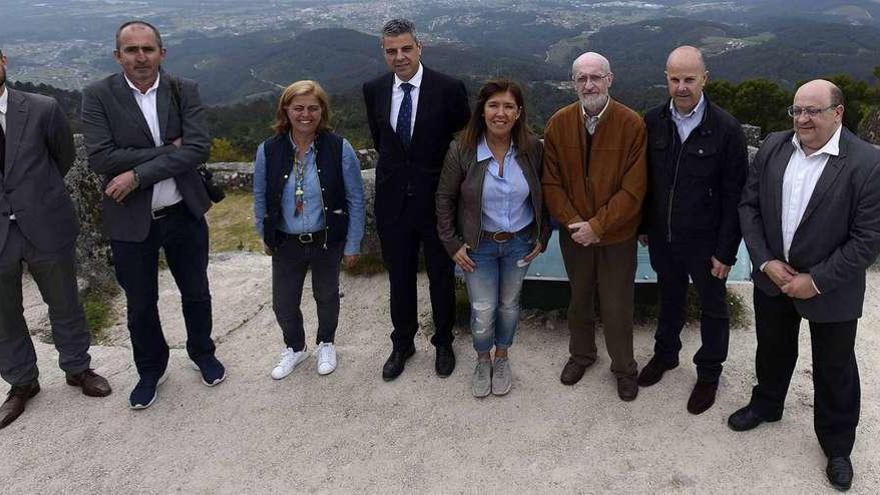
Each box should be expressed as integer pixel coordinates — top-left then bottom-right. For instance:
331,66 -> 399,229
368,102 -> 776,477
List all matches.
665,45 -> 708,114
792,79 -> 844,154
666,46 -> 705,73
572,52 -> 610,76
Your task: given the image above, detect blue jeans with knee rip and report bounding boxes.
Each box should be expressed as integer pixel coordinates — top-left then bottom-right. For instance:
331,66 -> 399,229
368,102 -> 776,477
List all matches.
463,233 -> 532,353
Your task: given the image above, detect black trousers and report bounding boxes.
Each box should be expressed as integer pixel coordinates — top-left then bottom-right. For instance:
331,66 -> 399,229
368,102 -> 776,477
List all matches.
378,196 -> 455,351
110,209 -> 215,381
749,288 -> 860,457
271,236 -> 344,352
648,239 -> 729,382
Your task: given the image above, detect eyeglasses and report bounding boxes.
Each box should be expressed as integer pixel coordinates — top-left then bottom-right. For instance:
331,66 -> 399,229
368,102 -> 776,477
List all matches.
572,73 -> 610,87
787,105 -> 838,118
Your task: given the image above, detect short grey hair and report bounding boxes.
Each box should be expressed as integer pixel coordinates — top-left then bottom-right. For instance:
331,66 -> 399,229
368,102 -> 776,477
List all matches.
381,18 -> 419,44
571,52 -> 611,77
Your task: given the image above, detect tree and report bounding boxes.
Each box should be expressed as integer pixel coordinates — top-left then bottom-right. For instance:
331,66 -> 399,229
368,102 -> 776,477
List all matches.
730,79 -> 792,134
209,138 -> 249,163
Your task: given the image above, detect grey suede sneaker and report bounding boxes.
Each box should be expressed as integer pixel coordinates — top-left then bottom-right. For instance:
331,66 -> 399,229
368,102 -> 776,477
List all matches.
472,359 -> 492,398
492,357 -> 511,396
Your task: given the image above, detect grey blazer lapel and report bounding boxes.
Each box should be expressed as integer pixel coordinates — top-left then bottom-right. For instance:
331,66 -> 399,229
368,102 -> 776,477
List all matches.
111,74 -> 155,143
768,137 -> 793,256
157,76 -> 171,143
3,90 -> 28,177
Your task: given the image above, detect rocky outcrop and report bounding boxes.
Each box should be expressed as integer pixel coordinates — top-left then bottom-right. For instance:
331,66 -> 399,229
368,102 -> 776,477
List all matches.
861,107 -> 880,146
66,135 -> 115,291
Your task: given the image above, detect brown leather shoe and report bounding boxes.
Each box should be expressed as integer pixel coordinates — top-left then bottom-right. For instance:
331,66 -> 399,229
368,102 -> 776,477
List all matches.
66,369 -> 112,397
560,357 -> 593,385
617,375 -> 639,401
0,382 -> 40,429
687,381 -> 718,415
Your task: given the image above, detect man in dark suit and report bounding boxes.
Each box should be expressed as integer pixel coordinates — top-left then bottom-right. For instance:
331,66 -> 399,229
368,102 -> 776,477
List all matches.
81,21 -> 225,410
731,79 -> 880,491
639,46 -> 748,415
362,18 -> 470,380
0,49 -> 111,429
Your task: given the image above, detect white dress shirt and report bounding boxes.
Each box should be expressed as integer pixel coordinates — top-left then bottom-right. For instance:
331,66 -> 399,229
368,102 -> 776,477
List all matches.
124,74 -> 183,210
0,86 -> 8,133
781,124 -> 842,261
389,63 -> 423,138
670,93 -> 706,142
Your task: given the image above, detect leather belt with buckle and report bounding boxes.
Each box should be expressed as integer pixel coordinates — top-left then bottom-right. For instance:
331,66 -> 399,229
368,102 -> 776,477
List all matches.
277,230 -> 326,245
151,201 -> 187,220
482,230 -> 516,243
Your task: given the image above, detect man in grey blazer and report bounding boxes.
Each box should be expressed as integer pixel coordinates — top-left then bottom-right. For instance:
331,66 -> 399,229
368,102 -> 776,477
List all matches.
731,79 -> 880,491
0,49 -> 111,430
81,21 -> 225,410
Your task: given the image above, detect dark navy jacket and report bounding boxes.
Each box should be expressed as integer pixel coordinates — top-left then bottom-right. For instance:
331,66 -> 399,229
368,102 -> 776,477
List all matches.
261,131 -> 346,249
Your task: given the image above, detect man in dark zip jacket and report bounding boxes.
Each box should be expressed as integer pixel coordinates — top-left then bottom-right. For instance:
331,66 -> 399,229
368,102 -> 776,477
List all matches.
638,46 -> 748,414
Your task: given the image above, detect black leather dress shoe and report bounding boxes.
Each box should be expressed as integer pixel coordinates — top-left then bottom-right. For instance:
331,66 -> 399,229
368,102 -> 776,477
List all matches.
382,346 -> 415,381
0,382 -> 40,429
66,369 -> 112,397
435,345 -> 455,377
686,381 -> 718,415
636,355 -> 679,387
826,456 -> 853,491
727,405 -> 780,431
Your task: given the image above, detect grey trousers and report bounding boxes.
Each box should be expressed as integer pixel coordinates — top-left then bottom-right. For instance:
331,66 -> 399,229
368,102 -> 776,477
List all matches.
0,223 -> 91,386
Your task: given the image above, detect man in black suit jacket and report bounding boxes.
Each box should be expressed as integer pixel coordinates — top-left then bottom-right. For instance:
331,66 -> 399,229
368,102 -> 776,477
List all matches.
362,19 -> 470,380
0,49 -> 111,429
81,21 -> 225,410
731,79 -> 880,491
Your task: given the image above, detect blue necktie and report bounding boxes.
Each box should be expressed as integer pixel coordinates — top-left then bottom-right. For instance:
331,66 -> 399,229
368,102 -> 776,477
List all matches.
396,82 -> 413,148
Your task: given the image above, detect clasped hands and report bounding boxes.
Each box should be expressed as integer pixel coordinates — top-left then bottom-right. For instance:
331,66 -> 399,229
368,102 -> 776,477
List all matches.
764,259 -> 817,299
105,137 -> 183,203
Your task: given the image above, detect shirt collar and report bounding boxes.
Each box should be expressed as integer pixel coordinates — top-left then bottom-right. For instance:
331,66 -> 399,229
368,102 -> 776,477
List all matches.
288,133 -> 317,154
394,63 -> 424,90
124,73 -> 160,96
476,135 -> 515,162
791,124 -> 842,158
581,95 -> 611,122
669,93 -> 705,121
0,86 -> 8,116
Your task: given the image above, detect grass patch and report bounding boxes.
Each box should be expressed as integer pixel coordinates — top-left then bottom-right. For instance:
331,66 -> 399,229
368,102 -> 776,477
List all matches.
206,191 -> 263,253
81,286 -> 118,342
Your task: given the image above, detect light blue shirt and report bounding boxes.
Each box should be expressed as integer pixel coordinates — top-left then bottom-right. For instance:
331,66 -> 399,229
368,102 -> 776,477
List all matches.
253,136 -> 365,256
670,93 -> 706,142
478,136 -> 534,233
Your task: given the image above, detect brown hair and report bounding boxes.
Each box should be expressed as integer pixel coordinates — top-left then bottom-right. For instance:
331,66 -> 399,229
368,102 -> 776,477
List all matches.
271,80 -> 332,135
459,79 -> 532,153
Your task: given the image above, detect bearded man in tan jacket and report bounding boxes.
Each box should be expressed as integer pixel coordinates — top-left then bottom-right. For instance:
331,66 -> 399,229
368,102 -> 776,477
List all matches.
542,52 -> 647,401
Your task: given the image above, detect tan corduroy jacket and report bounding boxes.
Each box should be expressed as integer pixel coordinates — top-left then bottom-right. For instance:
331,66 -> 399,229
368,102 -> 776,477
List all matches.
541,98 -> 647,245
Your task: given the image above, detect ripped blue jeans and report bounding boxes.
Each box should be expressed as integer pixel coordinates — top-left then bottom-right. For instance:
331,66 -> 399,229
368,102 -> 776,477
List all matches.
463,233 -> 532,353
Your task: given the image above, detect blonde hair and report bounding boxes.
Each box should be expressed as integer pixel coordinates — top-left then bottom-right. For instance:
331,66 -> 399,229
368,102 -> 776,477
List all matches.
272,80 -> 331,135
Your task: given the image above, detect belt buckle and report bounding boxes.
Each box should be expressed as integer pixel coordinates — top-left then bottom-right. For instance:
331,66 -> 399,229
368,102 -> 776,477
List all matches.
151,209 -> 166,220
492,231 -> 511,243
298,232 -> 314,243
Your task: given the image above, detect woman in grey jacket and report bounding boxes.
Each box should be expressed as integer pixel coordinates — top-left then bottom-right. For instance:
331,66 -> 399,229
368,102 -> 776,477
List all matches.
436,79 -> 551,398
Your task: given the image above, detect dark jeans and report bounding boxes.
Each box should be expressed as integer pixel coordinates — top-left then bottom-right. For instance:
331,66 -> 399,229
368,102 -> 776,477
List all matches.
559,234 -> 638,377
271,235 -> 344,352
378,196 -> 455,352
648,239 -> 729,382
0,224 -> 91,386
111,208 -> 215,381
749,289 -> 860,457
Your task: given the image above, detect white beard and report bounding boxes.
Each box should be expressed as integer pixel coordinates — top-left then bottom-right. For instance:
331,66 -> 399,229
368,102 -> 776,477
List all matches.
580,93 -> 608,115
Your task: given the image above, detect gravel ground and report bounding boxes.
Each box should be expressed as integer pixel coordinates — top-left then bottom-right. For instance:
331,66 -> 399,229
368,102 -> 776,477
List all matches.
2,252 -> 878,493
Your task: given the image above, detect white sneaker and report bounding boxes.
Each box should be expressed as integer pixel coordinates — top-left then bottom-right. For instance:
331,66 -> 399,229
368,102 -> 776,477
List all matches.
270,346 -> 309,380
315,342 -> 337,375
